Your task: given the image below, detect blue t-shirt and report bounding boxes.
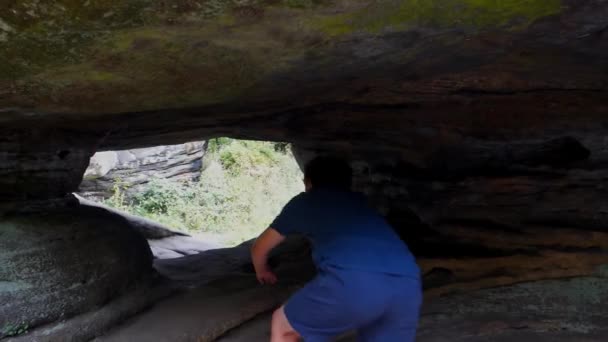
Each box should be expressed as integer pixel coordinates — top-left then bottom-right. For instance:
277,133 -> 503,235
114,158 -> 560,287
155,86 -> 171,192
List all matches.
271,188 -> 420,278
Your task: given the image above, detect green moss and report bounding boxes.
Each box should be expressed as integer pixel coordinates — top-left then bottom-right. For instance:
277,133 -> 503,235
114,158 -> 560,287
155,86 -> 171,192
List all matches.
39,67 -> 127,84
0,0 -> 286,81
0,0 -> 155,80
282,0 -> 318,9
317,0 -> 562,36
19,24 -> 273,111
0,0 -> 150,31
215,13 -> 238,26
3,31 -> 98,74
0,0 -> 262,80
199,0 -> 238,18
1,322 -> 29,338
102,28 -> 173,53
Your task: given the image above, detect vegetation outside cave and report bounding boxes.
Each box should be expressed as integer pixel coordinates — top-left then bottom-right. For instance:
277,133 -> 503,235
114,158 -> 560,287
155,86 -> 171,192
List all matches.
105,138 -> 303,246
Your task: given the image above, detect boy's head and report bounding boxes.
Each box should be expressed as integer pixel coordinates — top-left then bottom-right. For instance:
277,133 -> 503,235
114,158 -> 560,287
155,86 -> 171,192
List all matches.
303,155 -> 352,191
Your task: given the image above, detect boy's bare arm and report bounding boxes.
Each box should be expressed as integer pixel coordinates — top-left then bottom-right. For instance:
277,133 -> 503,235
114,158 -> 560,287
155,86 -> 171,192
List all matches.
251,227 -> 285,284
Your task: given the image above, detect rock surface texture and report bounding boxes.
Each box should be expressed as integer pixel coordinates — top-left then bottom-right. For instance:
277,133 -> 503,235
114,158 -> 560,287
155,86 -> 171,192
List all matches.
79,142 -> 207,200
0,202 -> 154,339
1,0 -> 608,340
293,135 -> 608,297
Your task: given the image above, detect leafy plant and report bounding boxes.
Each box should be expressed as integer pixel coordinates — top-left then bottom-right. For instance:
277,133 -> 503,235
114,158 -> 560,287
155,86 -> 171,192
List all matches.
207,137 -> 233,153
106,178 -> 131,212
134,179 -> 183,214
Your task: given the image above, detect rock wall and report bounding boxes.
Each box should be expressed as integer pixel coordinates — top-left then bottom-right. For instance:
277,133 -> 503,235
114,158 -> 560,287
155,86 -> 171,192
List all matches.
79,141 -> 206,200
0,128 -> 100,202
293,134 -> 608,296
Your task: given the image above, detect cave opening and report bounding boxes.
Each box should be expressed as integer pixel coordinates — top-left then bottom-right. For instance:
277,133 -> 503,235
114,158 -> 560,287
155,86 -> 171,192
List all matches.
77,138 -> 304,251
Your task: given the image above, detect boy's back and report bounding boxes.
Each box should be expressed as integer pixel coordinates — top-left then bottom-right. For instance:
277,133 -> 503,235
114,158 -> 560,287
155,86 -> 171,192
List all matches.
271,188 -> 420,278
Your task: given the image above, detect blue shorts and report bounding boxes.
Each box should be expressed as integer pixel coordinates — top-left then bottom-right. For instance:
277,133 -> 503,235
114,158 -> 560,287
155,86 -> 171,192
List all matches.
284,266 -> 422,342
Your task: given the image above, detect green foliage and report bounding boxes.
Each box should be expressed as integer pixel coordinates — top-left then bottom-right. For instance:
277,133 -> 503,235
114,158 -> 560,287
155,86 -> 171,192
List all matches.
107,178 -> 131,212
134,180 -> 183,214
105,139 -> 303,245
207,137 -> 233,153
1,322 -> 29,337
217,140 -> 280,175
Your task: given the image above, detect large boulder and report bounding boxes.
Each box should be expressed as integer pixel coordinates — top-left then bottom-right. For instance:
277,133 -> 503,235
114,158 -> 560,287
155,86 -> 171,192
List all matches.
0,202 -> 154,338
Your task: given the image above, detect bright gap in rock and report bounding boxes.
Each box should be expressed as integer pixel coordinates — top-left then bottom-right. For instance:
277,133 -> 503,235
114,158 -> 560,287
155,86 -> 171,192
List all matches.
78,138 -> 303,251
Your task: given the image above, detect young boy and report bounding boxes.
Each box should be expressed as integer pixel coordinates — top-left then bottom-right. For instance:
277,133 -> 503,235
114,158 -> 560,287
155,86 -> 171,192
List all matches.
251,155 -> 422,342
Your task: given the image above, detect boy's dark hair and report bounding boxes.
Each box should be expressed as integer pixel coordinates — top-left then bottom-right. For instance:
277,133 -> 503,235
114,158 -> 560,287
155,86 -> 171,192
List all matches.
304,155 -> 353,190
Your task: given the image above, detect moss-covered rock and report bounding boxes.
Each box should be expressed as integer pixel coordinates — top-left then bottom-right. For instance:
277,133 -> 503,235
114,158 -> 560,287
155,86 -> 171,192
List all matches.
1,0 -> 580,114
315,0 -> 562,36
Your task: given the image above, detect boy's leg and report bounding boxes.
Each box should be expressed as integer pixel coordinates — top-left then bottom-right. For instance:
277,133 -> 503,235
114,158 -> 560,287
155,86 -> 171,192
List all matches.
277,268 -> 362,342
358,277 -> 422,342
357,314 -> 418,342
271,306 -> 301,342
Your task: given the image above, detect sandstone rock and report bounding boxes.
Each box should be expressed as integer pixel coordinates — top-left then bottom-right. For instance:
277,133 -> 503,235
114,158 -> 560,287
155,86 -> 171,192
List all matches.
152,236 -> 312,289
94,286 -> 292,342
148,236 -> 222,260
0,129 -> 100,201
79,142 -> 206,200
75,194 -> 185,240
5,283 -> 173,342
93,237 -> 312,342
292,138 -> 608,298
1,0 -> 607,121
84,151 -> 119,179
0,203 -> 154,338
218,276 -> 608,342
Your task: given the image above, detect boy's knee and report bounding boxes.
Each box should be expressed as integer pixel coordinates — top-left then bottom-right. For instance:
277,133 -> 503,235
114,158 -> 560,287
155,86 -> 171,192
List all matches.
271,306 -> 300,341
272,307 -> 288,331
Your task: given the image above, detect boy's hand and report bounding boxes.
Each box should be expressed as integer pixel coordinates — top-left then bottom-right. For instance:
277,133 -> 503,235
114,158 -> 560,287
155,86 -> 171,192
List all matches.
251,228 -> 285,285
256,268 -> 278,285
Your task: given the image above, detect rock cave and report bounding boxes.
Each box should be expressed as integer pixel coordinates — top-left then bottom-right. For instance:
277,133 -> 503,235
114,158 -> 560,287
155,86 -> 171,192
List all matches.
1,0 -> 608,341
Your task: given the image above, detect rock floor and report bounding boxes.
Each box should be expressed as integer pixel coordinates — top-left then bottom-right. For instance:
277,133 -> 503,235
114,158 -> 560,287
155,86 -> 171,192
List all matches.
97,272 -> 608,342
9,223 -> 606,342
94,239 -> 608,342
